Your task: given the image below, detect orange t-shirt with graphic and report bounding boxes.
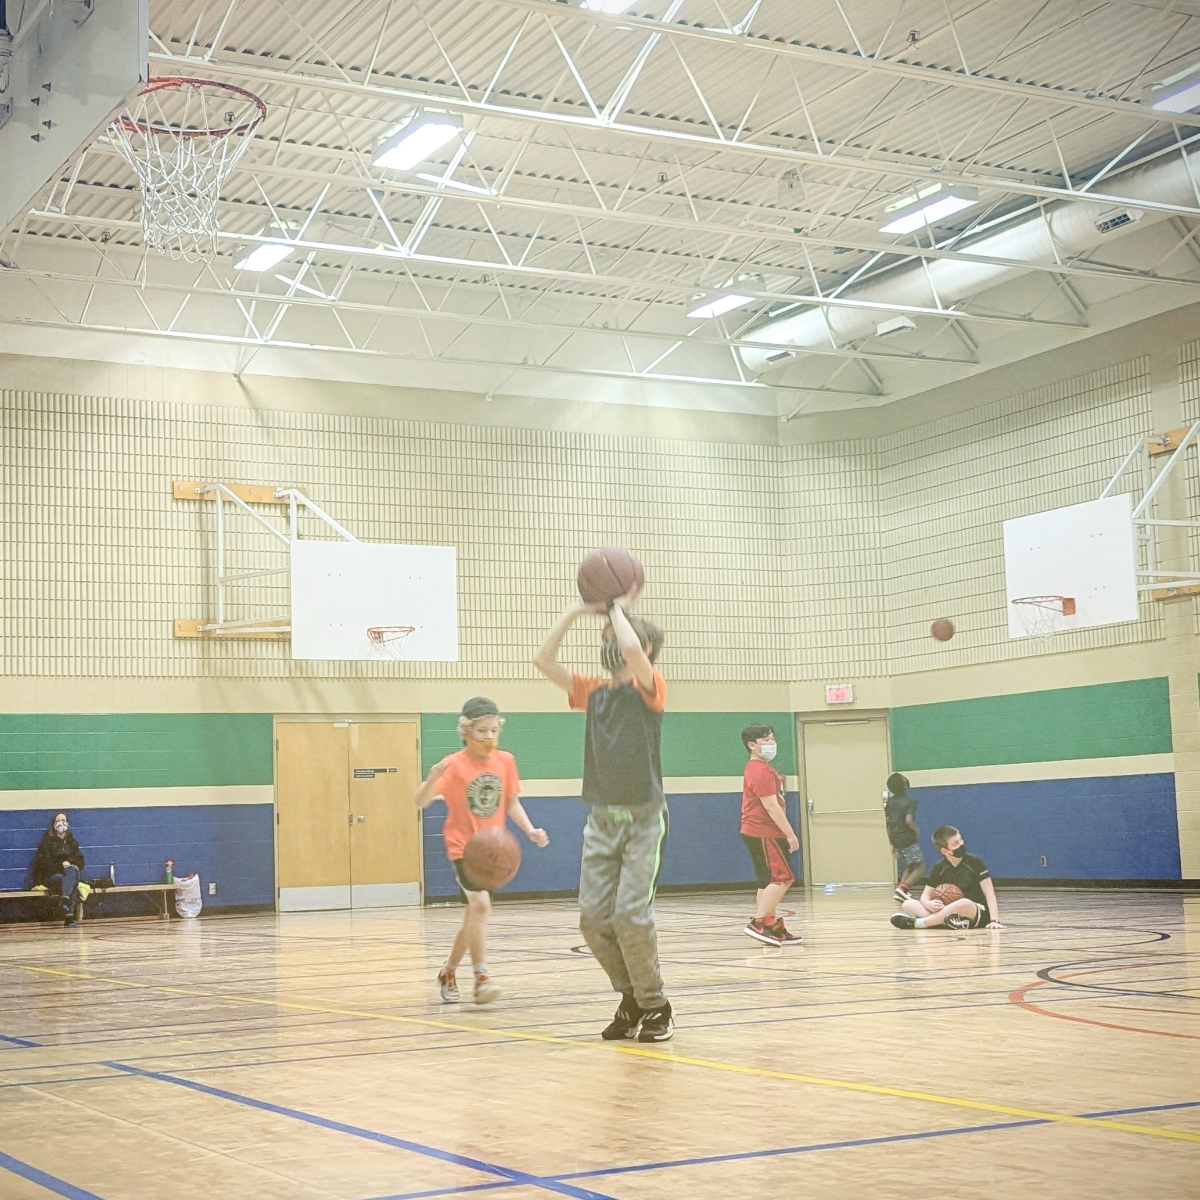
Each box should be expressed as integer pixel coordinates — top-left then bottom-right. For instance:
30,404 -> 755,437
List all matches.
435,747 -> 521,860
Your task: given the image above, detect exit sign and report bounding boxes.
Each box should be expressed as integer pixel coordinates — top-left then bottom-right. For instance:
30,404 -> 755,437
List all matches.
825,683 -> 855,704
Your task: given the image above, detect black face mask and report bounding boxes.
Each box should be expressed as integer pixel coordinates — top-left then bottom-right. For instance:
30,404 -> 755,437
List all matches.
948,842 -> 966,859
600,640 -> 625,672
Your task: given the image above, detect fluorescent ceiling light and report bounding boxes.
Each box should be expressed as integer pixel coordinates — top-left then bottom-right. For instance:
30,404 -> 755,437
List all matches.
581,1 -> 639,12
1150,63 -> 1200,113
880,185 -> 979,235
373,114 -> 462,171
688,293 -> 754,319
234,242 -> 295,272
415,172 -> 496,196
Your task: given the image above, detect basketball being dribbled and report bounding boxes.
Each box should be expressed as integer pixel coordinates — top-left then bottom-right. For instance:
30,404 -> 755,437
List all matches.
577,547 -> 645,605
931,618 -> 955,642
930,884 -> 964,905
461,827 -> 522,891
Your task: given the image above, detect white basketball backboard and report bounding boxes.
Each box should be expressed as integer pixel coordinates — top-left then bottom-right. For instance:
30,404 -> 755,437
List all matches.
291,541 -> 459,661
0,0 -> 147,233
1002,494 -> 1139,637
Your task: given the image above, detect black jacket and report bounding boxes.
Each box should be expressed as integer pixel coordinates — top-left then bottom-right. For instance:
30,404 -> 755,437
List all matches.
32,827 -> 85,886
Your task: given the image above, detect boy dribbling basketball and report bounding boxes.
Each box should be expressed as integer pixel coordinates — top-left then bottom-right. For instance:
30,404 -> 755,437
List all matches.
414,697 -> 549,1005
534,592 -> 673,1041
739,724 -> 801,946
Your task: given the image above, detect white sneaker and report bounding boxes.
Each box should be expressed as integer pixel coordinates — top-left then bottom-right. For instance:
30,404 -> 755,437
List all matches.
474,975 -> 501,1005
437,967 -> 460,1003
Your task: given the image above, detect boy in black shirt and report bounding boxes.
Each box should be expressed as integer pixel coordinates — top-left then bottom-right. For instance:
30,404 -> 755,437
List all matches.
535,590 -> 673,1042
890,825 -> 1006,930
884,773 -> 924,904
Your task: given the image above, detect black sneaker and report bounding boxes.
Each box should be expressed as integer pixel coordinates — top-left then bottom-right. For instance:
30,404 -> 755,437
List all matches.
64,916 -> 77,928
890,913 -> 916,929
943,914 -> 970,930
637,1002 -> 674,1042
744,917 -> 782,946
601,992 -> 644,1040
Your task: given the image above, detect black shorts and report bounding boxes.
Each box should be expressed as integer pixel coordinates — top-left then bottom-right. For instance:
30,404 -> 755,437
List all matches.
452,859 -> 487,896
742,834 -> 795,889
965,900 -> 989,928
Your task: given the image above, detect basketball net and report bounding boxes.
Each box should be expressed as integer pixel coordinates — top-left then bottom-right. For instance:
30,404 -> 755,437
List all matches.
1011,595 -> 1075,642
366,626 -> 416,661
107,78 -> 267,261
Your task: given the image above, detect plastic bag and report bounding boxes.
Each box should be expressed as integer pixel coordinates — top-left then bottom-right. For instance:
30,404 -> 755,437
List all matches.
175,873 -> 203,918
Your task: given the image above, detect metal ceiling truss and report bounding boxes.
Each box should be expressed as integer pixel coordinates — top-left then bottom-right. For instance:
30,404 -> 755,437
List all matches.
142,51 -> 1200,221
483,0 -> 1200,131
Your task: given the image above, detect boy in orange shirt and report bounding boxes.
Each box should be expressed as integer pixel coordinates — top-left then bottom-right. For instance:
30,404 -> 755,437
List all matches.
415,696 -> 549,1005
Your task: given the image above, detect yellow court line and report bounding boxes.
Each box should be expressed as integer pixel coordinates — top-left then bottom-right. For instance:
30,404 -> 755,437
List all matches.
20,964 -> 1200,1146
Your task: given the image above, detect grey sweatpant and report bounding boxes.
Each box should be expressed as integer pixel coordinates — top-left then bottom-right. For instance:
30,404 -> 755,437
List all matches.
578,804 -> 669,1010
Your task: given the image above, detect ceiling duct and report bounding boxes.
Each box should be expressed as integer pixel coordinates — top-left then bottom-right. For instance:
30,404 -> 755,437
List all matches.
739,148 -> 1200,375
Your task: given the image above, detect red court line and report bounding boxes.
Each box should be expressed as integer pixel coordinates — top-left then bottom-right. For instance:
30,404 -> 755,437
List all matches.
1010,980 -> 1200,1040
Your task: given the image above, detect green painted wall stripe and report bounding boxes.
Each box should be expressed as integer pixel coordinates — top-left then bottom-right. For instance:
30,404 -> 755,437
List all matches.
421,710 -> 796,779
0,715 -> 275,790
890,678 -> 1172,772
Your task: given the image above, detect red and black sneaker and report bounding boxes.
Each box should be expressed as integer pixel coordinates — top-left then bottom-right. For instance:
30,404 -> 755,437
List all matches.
769,918 -> 802,945
744,917 -> 782,946
892,884 -> 911,904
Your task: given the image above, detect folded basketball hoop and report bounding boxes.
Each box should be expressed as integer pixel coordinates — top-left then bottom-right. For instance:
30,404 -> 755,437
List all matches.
366,626 -> 417,660
107,77 -> 266,261
1011,595 -> 1076,640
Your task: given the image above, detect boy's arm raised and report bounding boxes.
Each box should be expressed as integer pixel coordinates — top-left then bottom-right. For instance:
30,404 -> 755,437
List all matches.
534,601 -> 592,692
609,593 -> 654,691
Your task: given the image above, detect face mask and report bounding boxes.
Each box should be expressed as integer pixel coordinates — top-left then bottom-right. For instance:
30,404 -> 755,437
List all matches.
948,842 -> 966,858
600,640 -> 625,672
54,821 -> 68,834
759,743 -> 777,761
468,736 -> 498,755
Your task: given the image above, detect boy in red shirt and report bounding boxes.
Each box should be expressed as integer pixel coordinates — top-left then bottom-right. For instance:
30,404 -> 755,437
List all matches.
414,696 -> 549,1005
740,723 -> 801,946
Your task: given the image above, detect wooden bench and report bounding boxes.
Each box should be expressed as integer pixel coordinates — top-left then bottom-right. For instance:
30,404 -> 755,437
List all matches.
0,883 -> 181,923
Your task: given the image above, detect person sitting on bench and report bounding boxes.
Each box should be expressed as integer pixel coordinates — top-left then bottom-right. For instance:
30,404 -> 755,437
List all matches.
32,812 -> 85,927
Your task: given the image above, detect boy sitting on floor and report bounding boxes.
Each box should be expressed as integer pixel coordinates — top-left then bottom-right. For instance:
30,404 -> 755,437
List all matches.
890,825 -> 1006,931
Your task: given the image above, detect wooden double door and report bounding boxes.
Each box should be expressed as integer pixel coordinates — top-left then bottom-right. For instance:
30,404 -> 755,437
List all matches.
276,721 -> 422,911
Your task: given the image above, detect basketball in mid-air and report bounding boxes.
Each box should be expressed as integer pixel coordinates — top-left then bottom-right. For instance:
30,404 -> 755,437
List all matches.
461,827 -> 522,891
577,547 -> 645,605
931,618 -> 955,642
930,884 -> 965,905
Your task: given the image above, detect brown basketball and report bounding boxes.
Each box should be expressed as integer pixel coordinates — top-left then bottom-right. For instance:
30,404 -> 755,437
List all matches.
577,547 -> 645,605
930,884 -> 964,905
461,826 -> 522,891
931,618 -> 955,642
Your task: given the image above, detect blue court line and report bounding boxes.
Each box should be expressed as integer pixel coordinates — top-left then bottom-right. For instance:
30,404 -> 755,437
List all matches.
354,1097 -> 1200,1200
0,1032 -> 40,1047
0,1147 -> 110,1200
103,1062 -> 618,1200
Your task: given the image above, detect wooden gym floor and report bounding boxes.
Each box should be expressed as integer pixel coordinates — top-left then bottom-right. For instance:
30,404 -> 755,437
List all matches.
0,888 -> 1197,1200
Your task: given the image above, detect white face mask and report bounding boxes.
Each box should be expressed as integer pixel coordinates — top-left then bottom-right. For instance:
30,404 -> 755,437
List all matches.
759,742 -> 777,761
54,821 -> 68,834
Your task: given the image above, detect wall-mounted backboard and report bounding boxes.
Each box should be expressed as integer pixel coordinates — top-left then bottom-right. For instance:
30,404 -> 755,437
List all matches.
1002,494 -> 1139,638
291,541 -> 459,661
1,0 -> 147,233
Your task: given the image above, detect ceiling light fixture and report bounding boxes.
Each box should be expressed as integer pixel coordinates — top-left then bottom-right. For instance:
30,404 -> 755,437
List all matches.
1149,63 -> 1200,113
581,1 -> 639,13
880,184 -> 979,235
373,111 -> 463,171
688,293 -> 754,319
233,242 -> 295,272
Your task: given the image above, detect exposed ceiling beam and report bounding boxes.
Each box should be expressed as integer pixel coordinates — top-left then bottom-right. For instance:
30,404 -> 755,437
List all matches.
24,209 -> 1089,332
0,314 -> 878,398
1,263 -> 977,367
146,52 -> 1200,219
484,0 -> 1200,130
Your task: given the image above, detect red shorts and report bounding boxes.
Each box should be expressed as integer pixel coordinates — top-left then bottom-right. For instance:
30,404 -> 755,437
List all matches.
742,834 -> 795,888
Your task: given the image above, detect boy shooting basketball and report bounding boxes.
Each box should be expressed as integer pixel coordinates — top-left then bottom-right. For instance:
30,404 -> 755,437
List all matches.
534,593 -> 673,1042
890,825 -> 1006,930
884,773 -> 925,904
739,724 -> 801,946
414,696 -> 549,1005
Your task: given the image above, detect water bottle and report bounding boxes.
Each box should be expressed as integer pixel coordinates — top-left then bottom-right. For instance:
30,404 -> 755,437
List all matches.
165,860 -> 174,884
823,882 -> 837,896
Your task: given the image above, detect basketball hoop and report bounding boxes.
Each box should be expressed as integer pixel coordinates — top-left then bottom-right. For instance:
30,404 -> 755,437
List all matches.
366,626 -> 417,661
107,78 -> 267,261
1011,595 -> 1076,641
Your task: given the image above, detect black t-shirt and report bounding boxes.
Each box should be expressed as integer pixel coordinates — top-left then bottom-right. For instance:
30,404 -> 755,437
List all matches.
885,794 -> 919,849
573,672 -> 666,809
924,853 -> 991,907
